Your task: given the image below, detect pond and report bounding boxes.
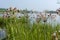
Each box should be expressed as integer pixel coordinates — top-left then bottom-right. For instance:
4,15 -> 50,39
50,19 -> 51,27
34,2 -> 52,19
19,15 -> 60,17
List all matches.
0,13 -> 3,17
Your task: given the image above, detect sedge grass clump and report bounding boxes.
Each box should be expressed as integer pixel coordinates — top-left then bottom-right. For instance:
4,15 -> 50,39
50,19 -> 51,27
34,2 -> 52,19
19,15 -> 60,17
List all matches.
0,17 -> 59,40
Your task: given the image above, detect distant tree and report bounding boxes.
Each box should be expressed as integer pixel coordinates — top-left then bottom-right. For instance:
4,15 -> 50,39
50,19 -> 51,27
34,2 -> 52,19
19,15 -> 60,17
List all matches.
0,8 -> 6,12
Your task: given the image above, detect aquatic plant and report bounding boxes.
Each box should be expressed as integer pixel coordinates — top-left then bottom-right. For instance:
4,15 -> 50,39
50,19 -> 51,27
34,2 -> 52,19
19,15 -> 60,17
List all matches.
0,17 -> 60,40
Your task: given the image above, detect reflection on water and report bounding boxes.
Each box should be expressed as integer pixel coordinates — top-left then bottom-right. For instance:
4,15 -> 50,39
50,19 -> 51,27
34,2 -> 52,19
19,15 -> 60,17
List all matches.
0,14 -> 3,17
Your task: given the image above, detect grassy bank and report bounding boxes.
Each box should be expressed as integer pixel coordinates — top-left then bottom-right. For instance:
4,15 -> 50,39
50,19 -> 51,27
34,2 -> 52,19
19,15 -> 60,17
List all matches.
0,17 -> 60,40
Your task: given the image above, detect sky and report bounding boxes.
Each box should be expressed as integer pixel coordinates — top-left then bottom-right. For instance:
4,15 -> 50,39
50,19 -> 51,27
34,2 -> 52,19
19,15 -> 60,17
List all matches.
0,0 -> 60,11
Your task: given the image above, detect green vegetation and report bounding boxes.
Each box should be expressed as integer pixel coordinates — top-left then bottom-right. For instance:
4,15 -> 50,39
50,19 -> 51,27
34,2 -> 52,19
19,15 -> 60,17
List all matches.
0,16 -> 60,40
0,8 -> 6,13
0,8 -> 38,14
